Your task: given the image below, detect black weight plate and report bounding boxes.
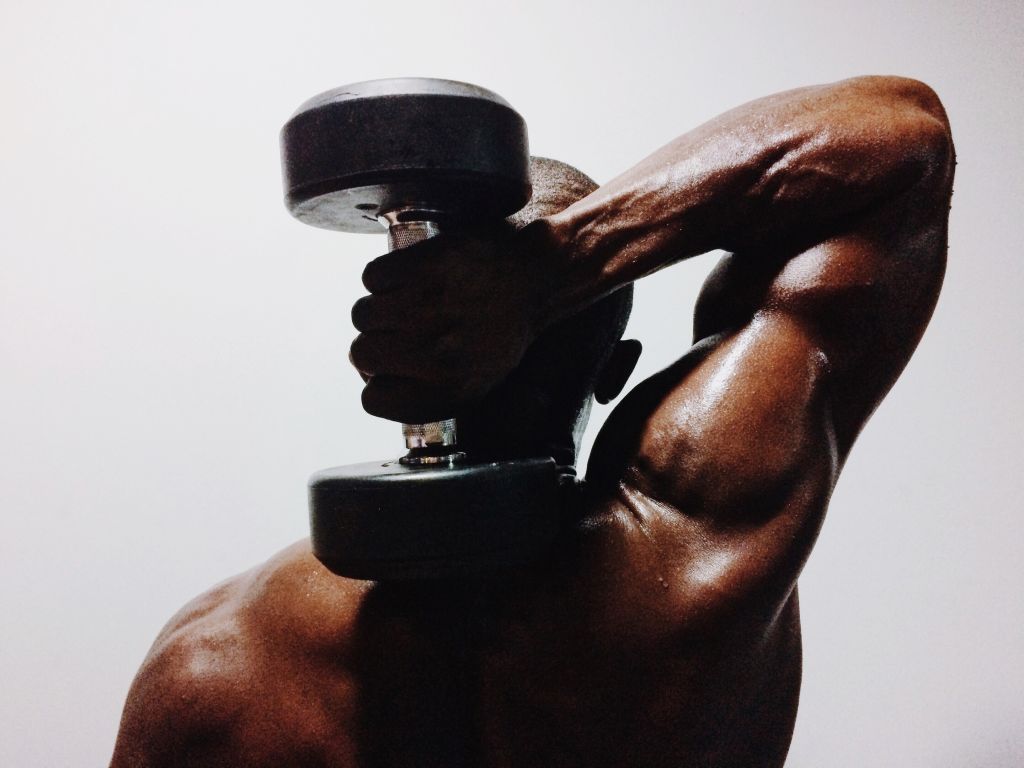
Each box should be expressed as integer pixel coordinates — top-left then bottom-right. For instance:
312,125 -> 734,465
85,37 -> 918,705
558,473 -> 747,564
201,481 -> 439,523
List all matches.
281,78 -> 531,233
309,456 -> 560,580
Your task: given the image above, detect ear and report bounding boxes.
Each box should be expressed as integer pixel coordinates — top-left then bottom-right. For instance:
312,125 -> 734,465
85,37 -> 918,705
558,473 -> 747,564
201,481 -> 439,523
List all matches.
593,339 -> 642,405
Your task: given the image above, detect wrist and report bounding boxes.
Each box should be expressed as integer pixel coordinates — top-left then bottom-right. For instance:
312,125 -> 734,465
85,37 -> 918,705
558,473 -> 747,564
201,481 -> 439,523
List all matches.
513,215 -> 570,332
519,210 -> 604,331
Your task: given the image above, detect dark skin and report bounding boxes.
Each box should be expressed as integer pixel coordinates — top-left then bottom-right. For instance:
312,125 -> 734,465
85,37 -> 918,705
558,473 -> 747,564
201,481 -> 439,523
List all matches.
111,76 -> 954,767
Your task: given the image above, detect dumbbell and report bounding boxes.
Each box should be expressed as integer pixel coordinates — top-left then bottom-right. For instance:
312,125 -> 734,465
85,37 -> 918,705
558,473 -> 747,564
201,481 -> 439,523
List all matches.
280,78 -> 561,580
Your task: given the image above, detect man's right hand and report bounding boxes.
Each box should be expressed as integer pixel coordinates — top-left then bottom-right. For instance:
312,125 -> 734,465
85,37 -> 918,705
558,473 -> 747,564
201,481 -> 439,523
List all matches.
349,222 -> 564,424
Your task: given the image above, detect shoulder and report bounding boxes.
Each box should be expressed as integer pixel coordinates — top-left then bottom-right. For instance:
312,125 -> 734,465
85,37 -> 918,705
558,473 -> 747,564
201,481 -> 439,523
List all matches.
110,540 -> 367,767
109,569 -> 251,766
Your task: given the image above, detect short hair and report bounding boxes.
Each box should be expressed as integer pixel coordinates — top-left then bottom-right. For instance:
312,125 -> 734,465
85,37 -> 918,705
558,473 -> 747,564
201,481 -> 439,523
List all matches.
507,157 -> 605,231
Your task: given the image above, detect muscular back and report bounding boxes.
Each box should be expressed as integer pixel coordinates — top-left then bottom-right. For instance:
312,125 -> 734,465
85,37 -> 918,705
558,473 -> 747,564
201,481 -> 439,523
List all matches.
111,76 -> 953,768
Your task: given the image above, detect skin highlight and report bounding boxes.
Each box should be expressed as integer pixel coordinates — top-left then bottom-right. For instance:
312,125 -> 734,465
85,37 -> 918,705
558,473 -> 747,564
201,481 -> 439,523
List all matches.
111,75 -> 954,768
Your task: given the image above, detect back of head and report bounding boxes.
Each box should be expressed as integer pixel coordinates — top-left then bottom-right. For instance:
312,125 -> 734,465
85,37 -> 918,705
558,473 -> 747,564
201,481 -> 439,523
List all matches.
457,158 -> 633,468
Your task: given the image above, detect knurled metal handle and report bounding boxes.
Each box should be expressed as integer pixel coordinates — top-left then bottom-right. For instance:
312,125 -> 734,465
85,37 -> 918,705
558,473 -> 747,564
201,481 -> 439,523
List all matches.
402,420 -> 458,449
386,219 -> 441,251
378,212 -> 463,465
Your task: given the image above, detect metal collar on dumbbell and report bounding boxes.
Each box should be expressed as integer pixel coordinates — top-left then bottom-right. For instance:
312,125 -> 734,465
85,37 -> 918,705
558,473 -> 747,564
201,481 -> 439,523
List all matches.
378,208 -> 445,250
402,419 -> 459,448
401,421 -> 465,467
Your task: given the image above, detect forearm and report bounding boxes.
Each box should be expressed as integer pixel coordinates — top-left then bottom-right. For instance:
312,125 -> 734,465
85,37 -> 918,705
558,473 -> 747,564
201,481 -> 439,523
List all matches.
536,76 -> 953,318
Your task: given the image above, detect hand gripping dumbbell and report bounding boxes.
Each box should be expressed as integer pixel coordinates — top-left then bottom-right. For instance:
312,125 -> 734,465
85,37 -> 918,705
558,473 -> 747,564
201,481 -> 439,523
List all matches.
280,78 -> 561,580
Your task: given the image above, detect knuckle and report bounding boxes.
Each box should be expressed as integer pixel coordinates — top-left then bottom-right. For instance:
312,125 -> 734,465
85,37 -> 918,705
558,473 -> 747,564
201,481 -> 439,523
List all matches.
349,334 -> 375,370
350,296 -> 371,330
362,254 -> 398,293
360,382 -> 387,418
361,259 -> 382,292
364,378 -> 420,423
361,379 -> 403,421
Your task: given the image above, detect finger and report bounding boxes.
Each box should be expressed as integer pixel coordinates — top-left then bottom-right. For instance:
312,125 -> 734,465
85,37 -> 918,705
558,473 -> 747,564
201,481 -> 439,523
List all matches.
361,246 -> 429,294
361,376 -> 459,423
349,331 -> 449,380
350,332 -> 408,378
347,348 -> 370,382
351,293 -> 409,332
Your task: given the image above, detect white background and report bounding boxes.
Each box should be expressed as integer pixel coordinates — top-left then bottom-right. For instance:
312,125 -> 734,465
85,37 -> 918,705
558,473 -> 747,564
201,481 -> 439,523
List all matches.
2,0 -> 1021,765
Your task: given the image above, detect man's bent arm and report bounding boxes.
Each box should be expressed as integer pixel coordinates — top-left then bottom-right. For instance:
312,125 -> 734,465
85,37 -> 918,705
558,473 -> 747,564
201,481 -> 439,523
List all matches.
540,76 -> 953,615
538,75 -> 953,316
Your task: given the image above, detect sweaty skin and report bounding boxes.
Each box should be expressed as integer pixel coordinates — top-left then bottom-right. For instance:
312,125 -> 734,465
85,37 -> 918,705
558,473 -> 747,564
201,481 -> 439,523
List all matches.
111,76 -> 954,767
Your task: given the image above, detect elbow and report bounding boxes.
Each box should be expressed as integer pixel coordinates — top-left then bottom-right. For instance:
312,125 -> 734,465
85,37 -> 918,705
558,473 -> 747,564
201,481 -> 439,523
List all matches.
902,78 -> 955,187
864,76 -> 956,192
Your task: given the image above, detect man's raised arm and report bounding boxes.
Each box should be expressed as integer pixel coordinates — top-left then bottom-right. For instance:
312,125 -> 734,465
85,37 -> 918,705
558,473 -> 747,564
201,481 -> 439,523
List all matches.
538,75 -> 953,465
555,75 -> 953,618
539,75 -> 953,310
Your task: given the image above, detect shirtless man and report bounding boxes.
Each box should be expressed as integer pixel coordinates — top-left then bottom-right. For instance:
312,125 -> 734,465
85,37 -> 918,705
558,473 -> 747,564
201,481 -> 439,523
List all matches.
110,76 -> 954,767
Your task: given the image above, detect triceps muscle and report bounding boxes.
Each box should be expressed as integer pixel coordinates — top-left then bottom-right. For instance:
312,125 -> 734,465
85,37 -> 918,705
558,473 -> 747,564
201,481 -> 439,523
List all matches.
583,309 -> 840,621
585,197 -> 945,612
629,311 -> 838,524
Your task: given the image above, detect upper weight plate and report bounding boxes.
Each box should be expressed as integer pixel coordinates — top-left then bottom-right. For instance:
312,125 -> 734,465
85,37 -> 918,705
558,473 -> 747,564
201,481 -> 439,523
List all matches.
280,78 -> 531,233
